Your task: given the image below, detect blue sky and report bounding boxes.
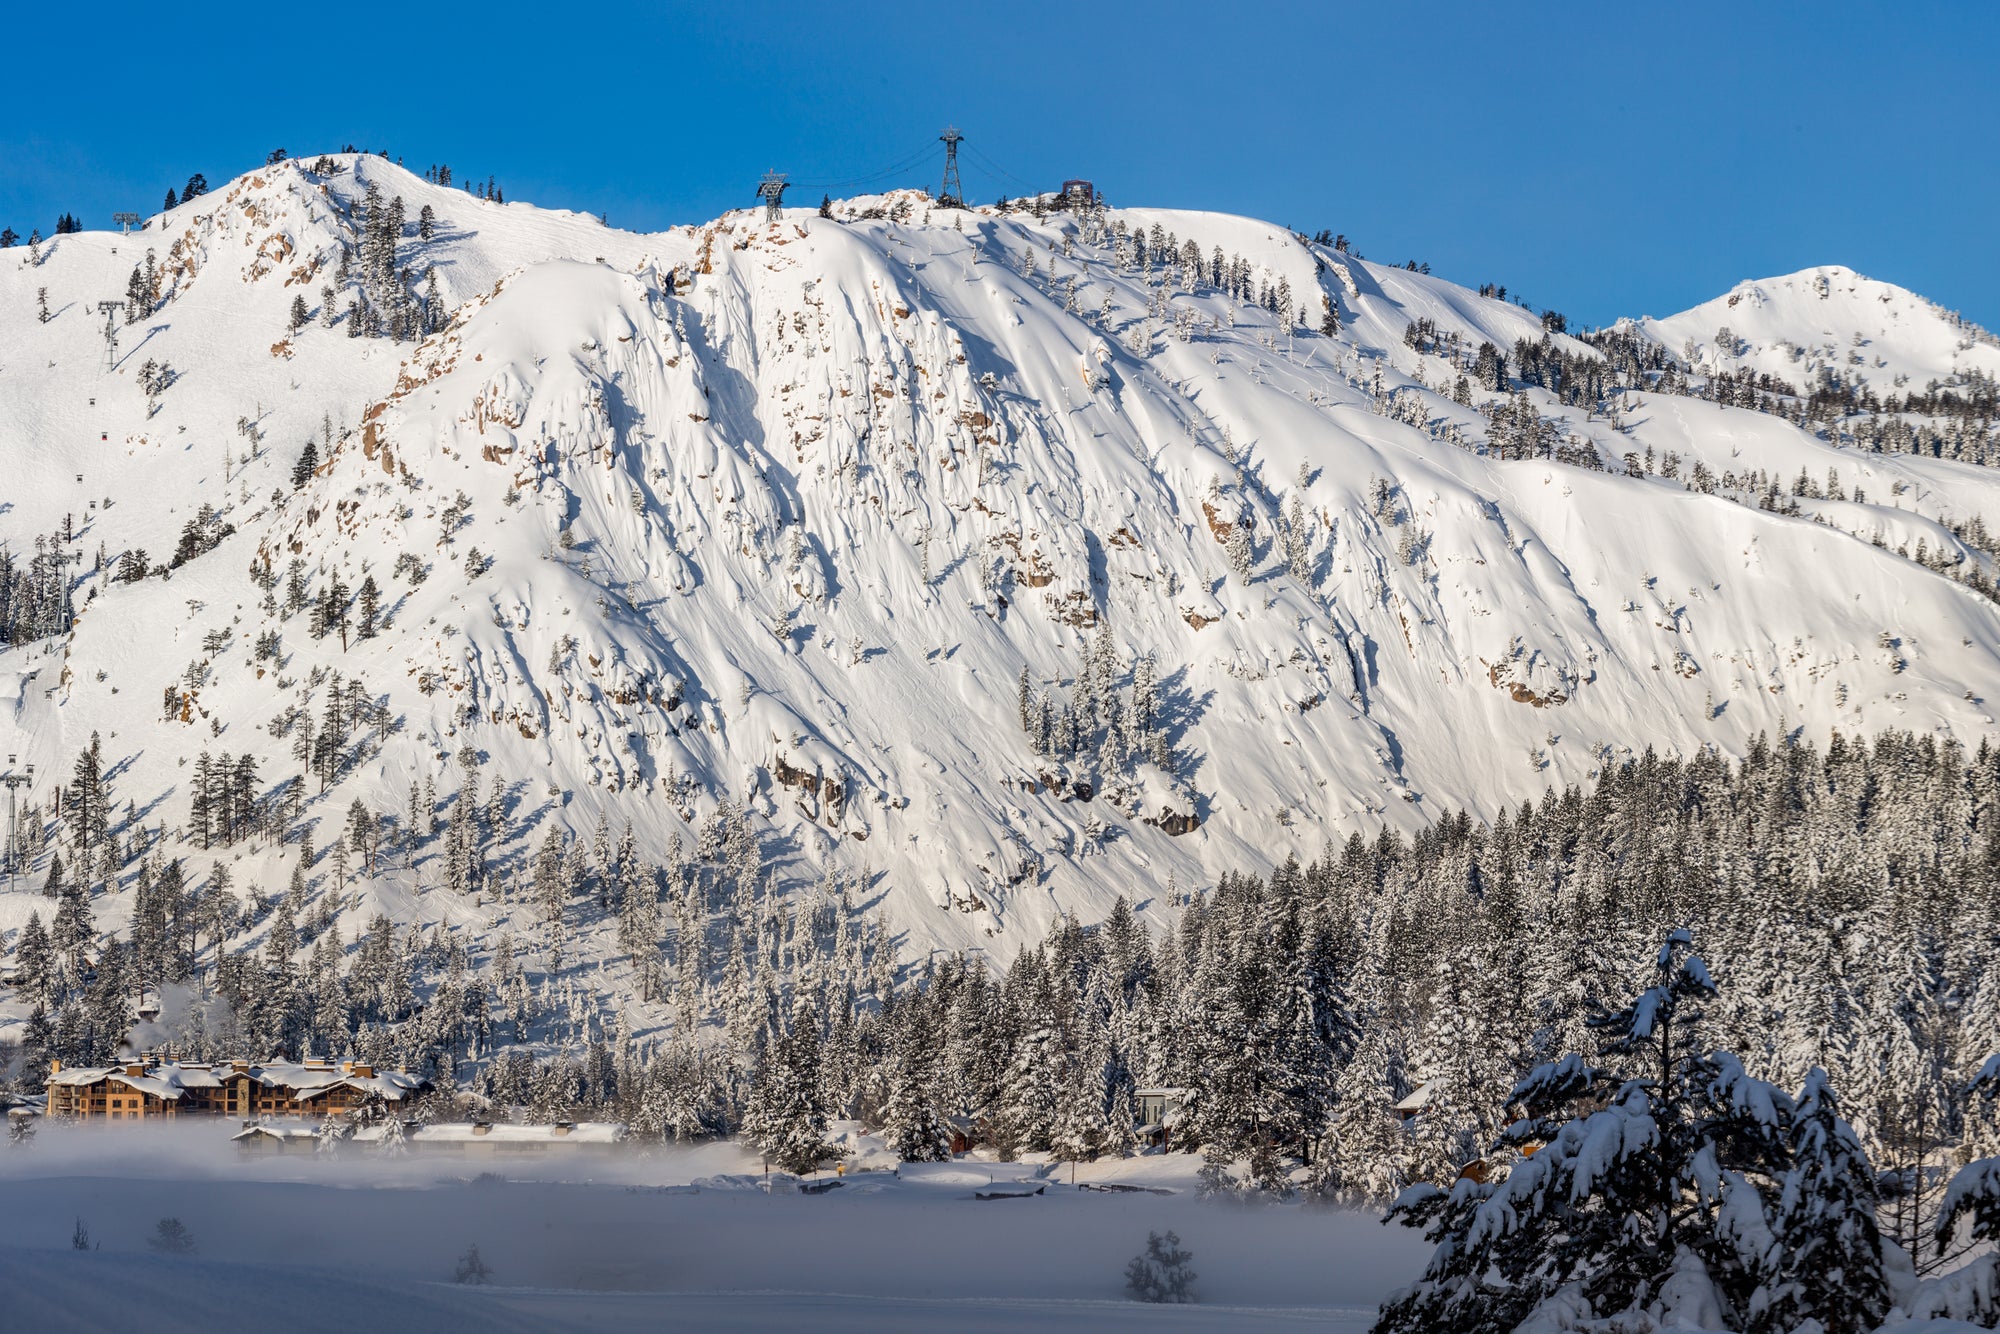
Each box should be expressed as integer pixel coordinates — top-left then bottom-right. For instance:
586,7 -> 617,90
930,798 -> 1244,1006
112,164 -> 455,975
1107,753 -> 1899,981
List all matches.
4,0 -> 1995,329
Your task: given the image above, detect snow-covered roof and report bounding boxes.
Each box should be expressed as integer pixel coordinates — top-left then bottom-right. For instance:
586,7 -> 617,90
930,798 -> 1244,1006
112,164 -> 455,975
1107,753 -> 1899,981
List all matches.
1393,1081 -> 1438,1113
49,1060 -> 425,1101
50,1066 -> 189,1100
231,1123 -> 320,1142
240,1061 -> 425,1100
351,1121 -> 628,1145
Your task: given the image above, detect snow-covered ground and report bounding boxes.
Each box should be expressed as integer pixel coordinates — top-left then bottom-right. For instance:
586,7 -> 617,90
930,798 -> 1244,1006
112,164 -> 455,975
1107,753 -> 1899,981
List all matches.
0,1123 -> 1422,1331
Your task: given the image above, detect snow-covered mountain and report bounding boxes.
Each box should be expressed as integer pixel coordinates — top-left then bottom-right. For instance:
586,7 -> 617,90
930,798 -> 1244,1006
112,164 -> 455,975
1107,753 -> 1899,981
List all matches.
3,153 -> 1998,982
1628,263 -> 2000,391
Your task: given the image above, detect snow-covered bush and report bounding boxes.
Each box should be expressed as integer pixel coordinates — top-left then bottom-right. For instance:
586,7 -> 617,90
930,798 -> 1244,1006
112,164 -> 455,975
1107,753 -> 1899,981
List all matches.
454,1243 -> 492,1285
149,1217 -> 197,1255
1124,1229 -> 1196,1303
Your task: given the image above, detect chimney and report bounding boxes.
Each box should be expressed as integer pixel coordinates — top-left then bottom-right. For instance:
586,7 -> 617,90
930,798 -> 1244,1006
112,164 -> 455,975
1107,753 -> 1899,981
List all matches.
125,1063 -> 144,1077
232,1061 -> 249,1074
49,1059 -> 61,1076
353,1063 -> 374,1079
472,1121 -> 492,1136
340,1061 -> 354,1075
552,1122 -> 572,1137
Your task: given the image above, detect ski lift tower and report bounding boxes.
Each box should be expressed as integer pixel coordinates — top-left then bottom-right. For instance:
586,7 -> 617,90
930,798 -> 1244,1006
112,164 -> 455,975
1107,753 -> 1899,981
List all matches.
96,300 -> 125,372
111,212 -> 141,235
937,126 -> 965,208
756,171 -> 789,224
1,757 -> 32,894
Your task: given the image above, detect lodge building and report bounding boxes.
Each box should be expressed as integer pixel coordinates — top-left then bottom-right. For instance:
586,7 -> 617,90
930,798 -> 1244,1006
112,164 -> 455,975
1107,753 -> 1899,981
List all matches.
44,1058 -> 427,1121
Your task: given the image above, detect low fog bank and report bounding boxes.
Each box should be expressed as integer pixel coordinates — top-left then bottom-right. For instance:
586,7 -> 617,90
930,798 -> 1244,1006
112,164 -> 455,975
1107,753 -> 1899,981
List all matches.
0,1124 -> 1424,1320
0,1249 -> 1381,1333
0,1118 -> 755,1187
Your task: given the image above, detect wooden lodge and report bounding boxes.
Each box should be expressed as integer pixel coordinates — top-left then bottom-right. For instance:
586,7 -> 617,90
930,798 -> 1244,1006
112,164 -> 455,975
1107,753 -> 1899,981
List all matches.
44,1058 -> 427,1121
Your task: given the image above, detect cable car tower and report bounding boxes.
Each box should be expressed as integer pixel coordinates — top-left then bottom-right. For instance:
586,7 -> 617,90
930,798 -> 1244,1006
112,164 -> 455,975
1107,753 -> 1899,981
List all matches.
112,212 -> 141,235
97,300 -> 125,372
937,126 -> 965,208
757,171 -> 789,223
1,756 -> 32,894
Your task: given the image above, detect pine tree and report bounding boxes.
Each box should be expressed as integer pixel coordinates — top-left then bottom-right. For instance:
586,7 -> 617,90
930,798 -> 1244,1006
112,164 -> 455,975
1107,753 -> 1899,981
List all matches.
1375,932 -> 1796,1333
19,1002 -> 54,1083
52,873 -> 95,973
535,827 -> 568,971
1753,1069 -> 1890,1334
592,811 -> 613,909
14,912 -> 52,1004
1225,512 -> 1254,583
884,1000 -> 951,1162
743,999 -> 835,1174
615,822 -> 659,999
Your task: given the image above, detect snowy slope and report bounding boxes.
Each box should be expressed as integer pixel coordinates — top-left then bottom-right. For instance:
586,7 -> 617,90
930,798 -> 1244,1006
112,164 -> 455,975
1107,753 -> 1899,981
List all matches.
3,155 -> 1999,1000
1628,264 -> 2000,389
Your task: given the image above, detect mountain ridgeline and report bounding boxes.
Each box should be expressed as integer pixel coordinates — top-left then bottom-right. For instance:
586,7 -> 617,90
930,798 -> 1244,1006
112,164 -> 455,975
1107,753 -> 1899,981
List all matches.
3,154 -> 2000,1197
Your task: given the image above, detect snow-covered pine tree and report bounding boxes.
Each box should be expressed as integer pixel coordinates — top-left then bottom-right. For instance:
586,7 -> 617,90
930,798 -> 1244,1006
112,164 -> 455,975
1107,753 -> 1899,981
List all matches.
1051,990 -> 1116,1173
615,822 -> 660,1000
592,811 -> 613,909
883,998 -> 951,1162
742,998 -> 835,1174
1375,931 -> 1797,1333
1225,510 -> 1254,583
1749,1068 -> 1890,1334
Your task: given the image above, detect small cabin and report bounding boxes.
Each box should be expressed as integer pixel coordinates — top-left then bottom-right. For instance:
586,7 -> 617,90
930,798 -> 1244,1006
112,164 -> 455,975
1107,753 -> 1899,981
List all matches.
1134,1088 -> 1189,1149
231,1123 -> 323,1156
